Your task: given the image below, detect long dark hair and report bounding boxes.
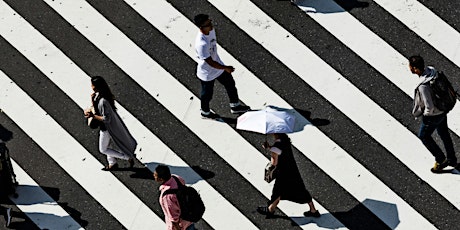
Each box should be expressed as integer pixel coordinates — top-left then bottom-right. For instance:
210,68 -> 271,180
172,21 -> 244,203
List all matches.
91,76 -> 116,109
274,133 -> 290,143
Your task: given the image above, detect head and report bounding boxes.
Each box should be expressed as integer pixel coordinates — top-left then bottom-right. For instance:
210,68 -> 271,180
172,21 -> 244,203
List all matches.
408,55 -> 425,76
194,14 -> 213,35
91,76 -> 116,108
154,164 -> 171,184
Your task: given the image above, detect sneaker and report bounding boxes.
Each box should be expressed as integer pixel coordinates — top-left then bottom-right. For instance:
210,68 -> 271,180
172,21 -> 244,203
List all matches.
230,105 -> 250,114
303,210 -> 321,218
201,111 -> 220,119
431,159 -> 448,173
5,208 -> 11,227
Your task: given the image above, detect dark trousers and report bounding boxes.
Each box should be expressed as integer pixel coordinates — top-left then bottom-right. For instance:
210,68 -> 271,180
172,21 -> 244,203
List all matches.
418,113 -> 456,163
200,71 -> 239,113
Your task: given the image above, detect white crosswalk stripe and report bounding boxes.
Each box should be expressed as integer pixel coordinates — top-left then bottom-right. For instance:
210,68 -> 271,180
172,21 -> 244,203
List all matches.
0,0 -> 459,229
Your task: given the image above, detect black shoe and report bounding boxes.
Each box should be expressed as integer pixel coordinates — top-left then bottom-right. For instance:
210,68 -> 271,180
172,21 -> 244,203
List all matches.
447,159 -> 458,167
257,206 -> 274,218
128,158 -> 135,168
201,111 -> 220,119
431,159 -> 448,173
102,163 -> 119,171
303,210 -> 320,218
230,105 -> 250,114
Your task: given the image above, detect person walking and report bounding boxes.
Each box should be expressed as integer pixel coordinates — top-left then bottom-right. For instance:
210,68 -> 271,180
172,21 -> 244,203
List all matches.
408,55 -> 458,172
84,76 -> 137,171
154,164 -> 195,230
257,133 -> 320,218
193,14 -> 250,119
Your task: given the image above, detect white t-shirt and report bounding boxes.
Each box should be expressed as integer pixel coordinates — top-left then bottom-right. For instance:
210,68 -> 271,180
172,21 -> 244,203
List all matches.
195,29 -> 224,81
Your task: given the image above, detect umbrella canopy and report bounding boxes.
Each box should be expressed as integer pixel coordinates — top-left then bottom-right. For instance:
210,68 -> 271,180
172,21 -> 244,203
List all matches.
236,106 -> 296,134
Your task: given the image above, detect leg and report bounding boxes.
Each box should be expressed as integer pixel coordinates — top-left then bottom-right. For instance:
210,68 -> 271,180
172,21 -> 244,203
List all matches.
268,196 -> 281,213
216,71 -> 239,105
200,79 -> 215,113
436,115 -> 457,163
419,116 -> 446,163
99,131 -> 129,166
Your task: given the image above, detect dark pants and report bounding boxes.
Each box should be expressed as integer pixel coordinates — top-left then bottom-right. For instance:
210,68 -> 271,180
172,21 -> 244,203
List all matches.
200,71 -> 239,113
418,113 -> 456,163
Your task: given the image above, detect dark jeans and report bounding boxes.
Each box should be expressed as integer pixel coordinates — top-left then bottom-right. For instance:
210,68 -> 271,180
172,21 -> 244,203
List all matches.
200,71 -> 239,113
418,113 -> 456,163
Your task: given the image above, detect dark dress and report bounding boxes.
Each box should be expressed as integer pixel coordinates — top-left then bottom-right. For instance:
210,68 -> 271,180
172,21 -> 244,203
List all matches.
270,138 -> 312,204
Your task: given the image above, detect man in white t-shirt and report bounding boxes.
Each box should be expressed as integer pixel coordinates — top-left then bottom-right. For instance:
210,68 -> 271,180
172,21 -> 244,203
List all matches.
193,14 -> 249,119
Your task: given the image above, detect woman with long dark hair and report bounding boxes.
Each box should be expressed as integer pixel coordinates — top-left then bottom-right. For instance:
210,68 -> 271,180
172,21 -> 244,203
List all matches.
84,76 -> 137,171
257,133 -> 320,218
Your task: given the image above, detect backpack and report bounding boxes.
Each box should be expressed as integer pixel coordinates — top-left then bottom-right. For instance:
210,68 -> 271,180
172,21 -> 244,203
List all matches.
162,176 -> 205,222
426,71 -> 459,112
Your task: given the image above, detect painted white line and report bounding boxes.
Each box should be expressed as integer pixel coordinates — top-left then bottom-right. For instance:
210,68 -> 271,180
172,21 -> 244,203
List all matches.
1,1 -> 258,229
0,70 -> 163,230
294,0 -> 460,210
129,0 -> 434,228
371,0 -> 460,146
373,0 -> 460,68
8,159 -> 83,230
38,0 -> 342,228
0,4 -> 165,229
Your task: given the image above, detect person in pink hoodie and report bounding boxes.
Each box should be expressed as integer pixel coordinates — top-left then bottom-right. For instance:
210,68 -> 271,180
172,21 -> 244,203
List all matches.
154,164 -> 194,230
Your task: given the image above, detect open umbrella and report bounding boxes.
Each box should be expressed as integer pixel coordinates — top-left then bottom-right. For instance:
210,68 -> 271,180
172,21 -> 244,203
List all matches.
236,106 -> 296,134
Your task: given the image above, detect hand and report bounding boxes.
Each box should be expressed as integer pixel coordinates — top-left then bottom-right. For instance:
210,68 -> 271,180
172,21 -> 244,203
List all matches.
262,141 -> 270,149
84,111 -> 94,118
224,66 -> 235,73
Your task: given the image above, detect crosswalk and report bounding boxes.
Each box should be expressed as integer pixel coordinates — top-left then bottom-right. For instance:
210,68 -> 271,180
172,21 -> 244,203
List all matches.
0,0 -> 459,229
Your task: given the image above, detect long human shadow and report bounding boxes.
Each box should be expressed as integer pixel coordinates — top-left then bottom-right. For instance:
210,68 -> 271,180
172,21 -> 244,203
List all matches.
289,198 -> 398,229
293,0 -> 369,14
9,185 -> 88,228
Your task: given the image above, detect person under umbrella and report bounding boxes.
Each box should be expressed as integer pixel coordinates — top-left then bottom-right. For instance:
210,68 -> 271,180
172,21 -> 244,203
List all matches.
257,133 -> 320,218
236,106 -> 320,218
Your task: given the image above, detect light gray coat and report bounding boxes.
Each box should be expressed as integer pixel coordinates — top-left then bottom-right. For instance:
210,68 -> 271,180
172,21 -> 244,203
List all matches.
98,98 -> 137,157
412,66 -> 444,117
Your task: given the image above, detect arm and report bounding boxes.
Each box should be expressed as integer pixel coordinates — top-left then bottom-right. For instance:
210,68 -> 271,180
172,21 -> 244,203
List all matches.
419,84 -> 437,115
204,57 -> 234,73
162,194 -> 182,229
262,141 -> 281,166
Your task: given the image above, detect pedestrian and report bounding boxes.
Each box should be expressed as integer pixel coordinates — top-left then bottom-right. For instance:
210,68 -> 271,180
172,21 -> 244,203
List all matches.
257,133 -> 320,218
154,164 -> 195,230
84,76 -> 137,171
193,14 -> 250,119
408,55 -> 458,172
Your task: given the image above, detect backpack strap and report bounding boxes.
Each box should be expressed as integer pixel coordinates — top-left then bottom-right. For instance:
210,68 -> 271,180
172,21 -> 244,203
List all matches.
161,176 -> 184,197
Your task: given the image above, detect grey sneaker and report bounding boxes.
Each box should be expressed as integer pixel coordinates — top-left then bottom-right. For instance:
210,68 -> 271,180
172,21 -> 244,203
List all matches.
201,111 -> 220,119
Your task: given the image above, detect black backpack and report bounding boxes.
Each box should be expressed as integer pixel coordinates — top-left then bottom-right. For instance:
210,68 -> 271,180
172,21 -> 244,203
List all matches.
162,176 -> 205,222
426,71 -> 459,112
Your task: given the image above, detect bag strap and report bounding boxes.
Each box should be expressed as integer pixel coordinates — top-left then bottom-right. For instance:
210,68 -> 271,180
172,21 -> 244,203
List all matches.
161,176 -> 184,197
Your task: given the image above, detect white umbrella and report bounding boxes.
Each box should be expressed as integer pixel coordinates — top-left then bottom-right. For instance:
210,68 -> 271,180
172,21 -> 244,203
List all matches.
236,106 -> 296,134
